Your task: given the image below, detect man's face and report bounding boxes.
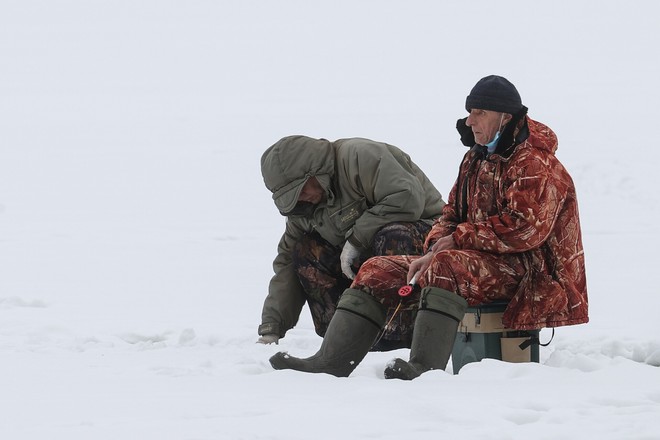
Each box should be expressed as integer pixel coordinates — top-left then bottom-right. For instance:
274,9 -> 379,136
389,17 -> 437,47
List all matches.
466,109 -> 511,146
298,176 -> 325,205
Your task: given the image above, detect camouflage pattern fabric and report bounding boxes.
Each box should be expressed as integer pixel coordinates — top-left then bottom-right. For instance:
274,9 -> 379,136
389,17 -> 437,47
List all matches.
292,233 -> 350,338
353,117 -> 588,331
259,136 -> 445,340
291,221 -> 430,345
351,251 -> 526,339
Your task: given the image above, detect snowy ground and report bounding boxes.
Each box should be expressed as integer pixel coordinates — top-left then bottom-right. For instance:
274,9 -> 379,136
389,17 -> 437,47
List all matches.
1,1 -> 659,439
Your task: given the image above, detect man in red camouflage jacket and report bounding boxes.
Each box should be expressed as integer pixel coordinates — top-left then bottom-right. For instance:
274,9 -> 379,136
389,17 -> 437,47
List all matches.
269,75 -> 589,380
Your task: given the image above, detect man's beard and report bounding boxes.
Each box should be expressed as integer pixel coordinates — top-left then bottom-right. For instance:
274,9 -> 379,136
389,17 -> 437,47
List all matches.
281,201 -> 316,217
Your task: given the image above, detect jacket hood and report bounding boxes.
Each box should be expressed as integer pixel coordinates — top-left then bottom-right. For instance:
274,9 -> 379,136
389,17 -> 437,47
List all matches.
525,118 -> 558,155
261,135 -> 335,214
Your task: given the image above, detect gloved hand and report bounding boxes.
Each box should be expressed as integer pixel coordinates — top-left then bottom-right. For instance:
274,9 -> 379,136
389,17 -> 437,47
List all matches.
340,241 -> 360,280
256,334 -> 280,345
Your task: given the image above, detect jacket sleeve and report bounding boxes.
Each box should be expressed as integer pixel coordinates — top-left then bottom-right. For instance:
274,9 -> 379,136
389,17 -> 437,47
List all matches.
423,150 -> 475,251
453,152 -> 568,253
342,143 -> 428,250
424,181 -> 460,251
259,220 -> 307,337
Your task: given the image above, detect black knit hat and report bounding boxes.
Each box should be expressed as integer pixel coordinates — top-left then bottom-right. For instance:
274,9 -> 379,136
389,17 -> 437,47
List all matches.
465,75 -> 523,114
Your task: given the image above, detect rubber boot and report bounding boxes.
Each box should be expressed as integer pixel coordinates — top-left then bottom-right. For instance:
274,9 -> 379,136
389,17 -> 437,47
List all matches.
270,289 -> 386,377
384,287 -> 467,380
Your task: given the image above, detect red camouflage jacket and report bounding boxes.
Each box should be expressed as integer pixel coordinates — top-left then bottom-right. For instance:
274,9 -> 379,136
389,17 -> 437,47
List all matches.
426,117 -> 588,330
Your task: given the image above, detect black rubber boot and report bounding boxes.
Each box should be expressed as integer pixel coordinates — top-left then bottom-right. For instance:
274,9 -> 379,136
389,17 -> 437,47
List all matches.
384,287 -> 468,380
270,289 -> 386,377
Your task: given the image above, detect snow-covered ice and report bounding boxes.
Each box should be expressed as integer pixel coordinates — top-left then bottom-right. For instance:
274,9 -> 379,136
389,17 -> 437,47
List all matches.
1,1 -> 659,439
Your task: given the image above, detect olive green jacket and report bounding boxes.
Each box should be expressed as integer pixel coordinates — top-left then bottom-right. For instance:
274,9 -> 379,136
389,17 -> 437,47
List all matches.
259,136 -> 444,337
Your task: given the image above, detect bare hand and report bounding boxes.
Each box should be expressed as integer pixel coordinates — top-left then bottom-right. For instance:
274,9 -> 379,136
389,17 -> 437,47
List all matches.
407,235 -> 456,284
431,235 -> 457,252
407,253 -> 433,284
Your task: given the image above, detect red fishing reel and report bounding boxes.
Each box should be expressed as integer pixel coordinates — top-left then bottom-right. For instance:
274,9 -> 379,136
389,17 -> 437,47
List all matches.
398,284 -> 415,297
398,273 -> 420,297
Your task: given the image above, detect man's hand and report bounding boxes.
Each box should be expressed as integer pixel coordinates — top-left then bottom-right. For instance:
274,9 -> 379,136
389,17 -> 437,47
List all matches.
407,252 -> 433,284
340,241 -> 360,279
408,235 -> 457,283
256,334 -> 280,345
431,235 -> 457,252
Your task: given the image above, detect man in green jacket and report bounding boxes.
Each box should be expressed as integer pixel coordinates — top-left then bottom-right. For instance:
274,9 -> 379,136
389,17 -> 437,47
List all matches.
258,135 -> 444,349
